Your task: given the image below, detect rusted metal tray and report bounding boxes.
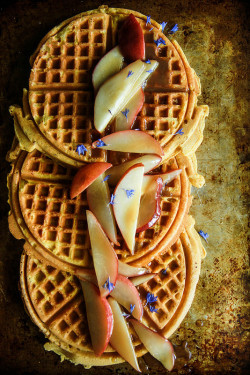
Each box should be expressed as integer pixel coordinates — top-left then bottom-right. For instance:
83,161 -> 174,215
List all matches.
0,0 -> 249,374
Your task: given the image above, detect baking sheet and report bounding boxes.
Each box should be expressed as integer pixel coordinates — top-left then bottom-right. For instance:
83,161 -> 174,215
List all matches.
0,0 -> 249,374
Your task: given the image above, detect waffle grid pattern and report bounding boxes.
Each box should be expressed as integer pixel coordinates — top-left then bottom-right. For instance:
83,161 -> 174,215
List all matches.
28,12 -> 196,163
19,150 -> 183,267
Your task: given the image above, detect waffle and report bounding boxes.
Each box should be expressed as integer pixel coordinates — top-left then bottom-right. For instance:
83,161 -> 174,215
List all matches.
9,5 -> 208,168
7,138 -> 205,271
19,215 -> 204,368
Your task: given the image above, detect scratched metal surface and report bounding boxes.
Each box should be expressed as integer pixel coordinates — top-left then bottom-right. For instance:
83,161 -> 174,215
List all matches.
0,0 -> 249,374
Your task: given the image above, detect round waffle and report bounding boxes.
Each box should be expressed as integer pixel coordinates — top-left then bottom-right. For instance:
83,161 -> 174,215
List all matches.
8,139 -> 204,271
9,5 -> 208,168
19,215 -> 204,368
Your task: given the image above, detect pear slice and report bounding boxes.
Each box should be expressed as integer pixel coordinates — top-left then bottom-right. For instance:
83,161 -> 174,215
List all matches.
108,297 -> 140,372
110,274 -> 143,320
118,260 -> 149,277
130,319 -> 175,371
107,154 -> 162,186
115,88 -> 144,132
86,210 -> 118,297
92,46 -> 124,92
130,273 -> 156,286
94,60 -> 158,133
87,173 -> 118,245
113,163 -> 144,254
80,280 -> 113,356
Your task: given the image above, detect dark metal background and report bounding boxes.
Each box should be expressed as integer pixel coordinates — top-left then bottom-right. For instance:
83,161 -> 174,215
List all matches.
0,0 -> 249,374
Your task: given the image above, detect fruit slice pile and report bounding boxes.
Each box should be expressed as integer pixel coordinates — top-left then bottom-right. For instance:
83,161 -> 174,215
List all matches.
67,14 -> 184,371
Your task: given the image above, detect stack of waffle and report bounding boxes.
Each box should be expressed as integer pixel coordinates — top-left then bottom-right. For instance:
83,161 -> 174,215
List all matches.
7,5 -> 208,371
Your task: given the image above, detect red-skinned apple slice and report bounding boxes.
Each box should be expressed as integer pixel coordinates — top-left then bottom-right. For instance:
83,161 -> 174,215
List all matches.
115,88 -> 144,132
113,163 -> 144,253
118,260 -> 149,277
86,210 -> 118,297
80,280 -> 113,356
141,169 -> 182,195
70,162 -> 112,199
137,177 -> 163,233
92,130 -> 164,156
87,174 -> 118,245
130,273 -> 156,286
107,154 -> 162,186
119,14 -> 145,62
92,46 -> 124,92
130,319 -> 175,371
110,274 -> 143,320
94,60 -> 158,133
108,297 -> 141,372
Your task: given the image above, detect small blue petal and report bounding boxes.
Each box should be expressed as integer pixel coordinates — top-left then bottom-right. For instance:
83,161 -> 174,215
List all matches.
154,37 -> 166,47
146,292 -> 158,304
169,24 -> 178,34
149,305 -> 159,313
108,109 -> 112,115
127,70 -> 134,78
109,194 -> 116,205
146,15 -> 151,26
102,174 -> 111,183
174,128 -> 184,135
198,230 -> 209,242
145,59 -> 151,64
76,144 -> 87,155
130,304 -> 135,313
160,21 -> 167,31
102,277 -> 114,292
149,27 -> 153,31
121,108 -> 129,121
96,139 -> 107,147
125,189 -> 135,198
161,268 -> 168,275
146,69 -> 153,73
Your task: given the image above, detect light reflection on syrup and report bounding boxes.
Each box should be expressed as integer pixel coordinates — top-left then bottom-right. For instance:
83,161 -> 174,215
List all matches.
173,340 -> 192,368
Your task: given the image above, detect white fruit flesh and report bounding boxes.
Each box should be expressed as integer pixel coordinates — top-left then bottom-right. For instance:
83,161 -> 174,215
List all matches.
108,297 -> 140,372
113,164 -> 144,253
130,273 -> 156,286
87,174 -> 118,245
86,211 -> 118,297
107,154 -> 162,186
130,319 -> 175,371
92,46 -> 124,92
118,260 -> 148,277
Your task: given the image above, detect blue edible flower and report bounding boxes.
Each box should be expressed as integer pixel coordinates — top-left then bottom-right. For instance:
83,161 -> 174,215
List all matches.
154,37 -> 166,47
76,144 -> 87,155
146,15 -> 151,26
174,128 -> 184,135
108,109 -> 112,115
160,21 -> 167,32
121,108 -> 129,121
149,305 -> 159,313
102,277 -> 114,292
161,268 -> 168,275
198,230 -> 209,242
96,139 -> 107,147
130,304 -> 135,313
102,174 -> 111,183
169,24 -> 178,34
146,69 -> 153,73
145,59 -> 151,64
146,292 -> 158,304
125,189 -> 135,198
127,70 -> 134,78
109,194 -> 116,205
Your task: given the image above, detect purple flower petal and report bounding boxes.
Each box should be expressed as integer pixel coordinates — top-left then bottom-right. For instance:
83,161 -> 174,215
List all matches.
96,139 -> 107,147
169,24 -> 178,34
76,144 -> 87,155
198,230 -> 209,242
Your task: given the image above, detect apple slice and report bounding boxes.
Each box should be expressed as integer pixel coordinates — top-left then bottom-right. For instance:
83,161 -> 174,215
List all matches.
115,88 -> 144,132
80,280 -> 113,356
130,319 -> 175,371
141,169 -> 182,195
92,46 -> 124,92
94,60 -> 158,133
110,274 -> 143,320
137,177 -> 163,233
107,154 -> 162,186
119,14 -> 145,62
92,130 -> 164,157
130,273 -> 156,286
70,162 -> 112,199
118,260 -> 148,277
113,163 -> 144,253
108,297 -> 140,372
87,173 -> 118,245
86,210 -> 118,297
